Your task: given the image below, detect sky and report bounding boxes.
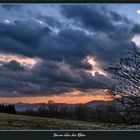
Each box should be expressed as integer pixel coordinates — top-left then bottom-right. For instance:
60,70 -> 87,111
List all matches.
0,4 -> 140,104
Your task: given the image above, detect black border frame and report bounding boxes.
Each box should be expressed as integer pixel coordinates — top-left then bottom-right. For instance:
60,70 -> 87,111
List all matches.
0,0 -> 139,3
0,0 -> 140,139
0,130 -> 140,140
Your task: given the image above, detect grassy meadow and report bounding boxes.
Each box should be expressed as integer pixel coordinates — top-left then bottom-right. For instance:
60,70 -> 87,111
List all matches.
0,113 -> 138,130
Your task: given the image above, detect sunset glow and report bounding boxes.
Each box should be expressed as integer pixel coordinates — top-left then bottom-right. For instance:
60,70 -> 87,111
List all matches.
0,89 -> 111,104
132,35 -> 140,47
3,19 -> 11,24
0,54 -> 39,68
0,95 -> 109,104
85,56 -> 107,76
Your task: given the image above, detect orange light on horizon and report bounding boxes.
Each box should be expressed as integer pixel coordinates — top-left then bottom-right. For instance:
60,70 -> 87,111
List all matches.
0,94 -> 111,104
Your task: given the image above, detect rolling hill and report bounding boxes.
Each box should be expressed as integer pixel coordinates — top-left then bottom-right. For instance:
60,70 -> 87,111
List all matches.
14,100 -> 118,111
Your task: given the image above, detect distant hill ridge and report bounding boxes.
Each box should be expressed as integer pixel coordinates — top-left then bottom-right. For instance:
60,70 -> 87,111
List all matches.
2,100 -> 120,111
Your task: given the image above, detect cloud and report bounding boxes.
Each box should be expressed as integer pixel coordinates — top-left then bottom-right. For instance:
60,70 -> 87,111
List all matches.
61,5 -> 135,41
1,4 -> 22,11
38,15 -> 62,29
0,20 -> 51,46
137,9 -> 140,14
0,4 -> 139,97
1,60 -> 25,71
61,5 -> 115,34
0,58 -> 111,97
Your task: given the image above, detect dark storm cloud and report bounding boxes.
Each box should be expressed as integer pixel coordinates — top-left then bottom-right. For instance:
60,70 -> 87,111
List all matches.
109,11 -> 123,22
0,5 -> 135,63
61,5 -> 137,41
61,5 -> 140,61
0,4 -> 139,97
61,5 -> 115,34
132,23 -> 140,34
109,10 -> 131,24
37,28 -> 93,69
0,20 -> 51,46
0,20 -> 93,70
1,60 -> 25,71
1,4 -> 22,11
0,19 -> 52,58
0,59 -> 111,97
38,15 -> 62,28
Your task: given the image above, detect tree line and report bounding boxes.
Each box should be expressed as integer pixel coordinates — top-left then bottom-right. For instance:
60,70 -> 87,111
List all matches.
20,100 -> 124,124
0,104 -> 16,114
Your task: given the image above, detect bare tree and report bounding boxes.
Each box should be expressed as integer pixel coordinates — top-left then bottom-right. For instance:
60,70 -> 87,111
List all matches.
106,43 -> 140,122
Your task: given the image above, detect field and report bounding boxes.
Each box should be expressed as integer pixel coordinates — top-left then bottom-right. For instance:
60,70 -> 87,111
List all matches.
0,113 -> 139,130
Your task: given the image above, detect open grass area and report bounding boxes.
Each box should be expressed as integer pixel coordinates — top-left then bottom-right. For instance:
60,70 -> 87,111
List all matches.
0,113 -> 139,130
